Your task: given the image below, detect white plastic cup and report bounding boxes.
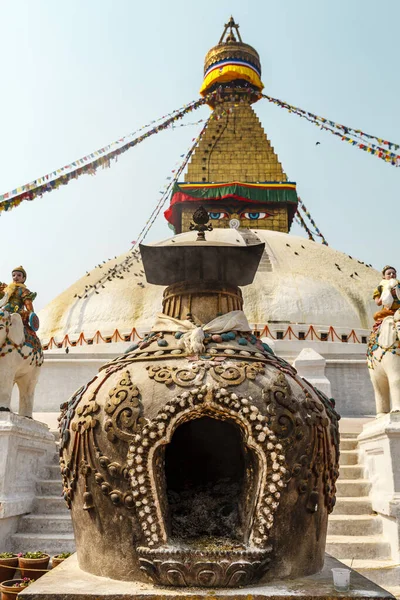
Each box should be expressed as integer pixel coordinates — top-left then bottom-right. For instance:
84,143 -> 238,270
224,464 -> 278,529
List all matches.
332,568 -> 351,592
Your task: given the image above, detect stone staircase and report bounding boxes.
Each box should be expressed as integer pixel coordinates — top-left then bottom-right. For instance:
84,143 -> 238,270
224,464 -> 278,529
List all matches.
10,433 -> 75,555
328,434 -> 400,597
239,228 -> 272,272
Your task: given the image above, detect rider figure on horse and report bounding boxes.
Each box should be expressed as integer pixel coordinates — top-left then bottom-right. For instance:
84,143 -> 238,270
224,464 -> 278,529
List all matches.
373,265 -> 400,324
0,266 -> 38,333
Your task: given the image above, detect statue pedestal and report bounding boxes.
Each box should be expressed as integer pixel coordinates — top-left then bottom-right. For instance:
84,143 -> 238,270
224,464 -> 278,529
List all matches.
0,411 -> 55,549
20,554 -> 394,599
358,412 -> 400,563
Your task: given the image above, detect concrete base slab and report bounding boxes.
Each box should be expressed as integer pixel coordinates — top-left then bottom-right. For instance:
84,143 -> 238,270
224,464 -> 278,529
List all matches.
20,554 -> 394,599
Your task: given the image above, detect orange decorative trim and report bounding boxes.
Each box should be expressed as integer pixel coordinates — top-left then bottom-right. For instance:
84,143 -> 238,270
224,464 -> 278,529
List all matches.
42,328 -> 143,350
255,324 -> 363,344
41,324 -> 367,350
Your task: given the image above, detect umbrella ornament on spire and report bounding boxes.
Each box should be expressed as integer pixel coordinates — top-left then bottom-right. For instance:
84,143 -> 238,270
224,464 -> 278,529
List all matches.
200,17 -> 264,104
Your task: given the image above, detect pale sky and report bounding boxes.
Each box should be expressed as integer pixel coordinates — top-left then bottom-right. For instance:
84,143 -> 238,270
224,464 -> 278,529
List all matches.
0,0 -> 398,311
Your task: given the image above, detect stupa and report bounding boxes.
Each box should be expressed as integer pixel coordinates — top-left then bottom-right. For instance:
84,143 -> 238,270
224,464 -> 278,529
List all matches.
15,20 -> 400,599
36,18 -> 379,420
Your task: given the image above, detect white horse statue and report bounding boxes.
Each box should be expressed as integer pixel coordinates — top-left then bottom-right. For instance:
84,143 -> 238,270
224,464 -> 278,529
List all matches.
368,309 -> 400,415
0,310 -> 43,418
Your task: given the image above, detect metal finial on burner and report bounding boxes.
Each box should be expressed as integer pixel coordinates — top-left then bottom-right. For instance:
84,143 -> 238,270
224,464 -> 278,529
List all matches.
189,206 -> 213,241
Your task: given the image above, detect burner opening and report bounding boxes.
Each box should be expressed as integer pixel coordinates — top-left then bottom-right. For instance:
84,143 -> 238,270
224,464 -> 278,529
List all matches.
165,416 -> 254,543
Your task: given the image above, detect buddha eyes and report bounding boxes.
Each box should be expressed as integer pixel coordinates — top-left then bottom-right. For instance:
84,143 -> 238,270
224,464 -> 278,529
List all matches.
207,211 -> 269,221
208,212 -> 228,220
243,212 -> 268,220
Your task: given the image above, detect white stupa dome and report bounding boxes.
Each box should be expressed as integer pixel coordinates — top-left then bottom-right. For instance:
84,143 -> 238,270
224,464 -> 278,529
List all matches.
38,228 -> 379,347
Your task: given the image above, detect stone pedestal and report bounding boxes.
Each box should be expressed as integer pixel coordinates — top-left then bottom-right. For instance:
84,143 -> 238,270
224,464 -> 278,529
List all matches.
0,412 -> 55,549
20,554 -> 394,599
293,348 -> 332,396
358,412 -> 400,562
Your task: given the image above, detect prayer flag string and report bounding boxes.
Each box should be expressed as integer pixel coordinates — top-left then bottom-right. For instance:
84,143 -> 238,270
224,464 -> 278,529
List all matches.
2,89 -> 398,219
0,95 -> 214,215
261,94 -> 400,166
294,211 -> 315,242
297,198 -> 328,245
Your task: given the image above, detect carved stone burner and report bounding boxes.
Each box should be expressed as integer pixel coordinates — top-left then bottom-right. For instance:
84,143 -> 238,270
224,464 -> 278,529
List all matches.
59,224 -> 340,588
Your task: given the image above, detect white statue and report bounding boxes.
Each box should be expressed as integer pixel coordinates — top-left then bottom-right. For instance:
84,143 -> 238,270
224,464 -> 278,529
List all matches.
368,265 -> 400,415
0,267 -> 43,418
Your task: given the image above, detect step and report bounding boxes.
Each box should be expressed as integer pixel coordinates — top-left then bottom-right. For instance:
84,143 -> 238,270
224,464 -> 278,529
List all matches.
18,514 -> 73,534
36,479 -> 64,496
332,497 -> 373,515
340,559 -> 400,588
49,451 -> 61,465
328,515 -> 382,536
39,464 -> 62,479
340,438 -> 358,451
326,535 -> 391,560
11,532 -> 76,555
336,480 -> 371,497
339,465 -> 364,480
32,496 -> 67,514
339,450 -> 359,465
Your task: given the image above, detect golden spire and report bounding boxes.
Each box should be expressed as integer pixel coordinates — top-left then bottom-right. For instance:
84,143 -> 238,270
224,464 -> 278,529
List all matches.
164,19 -> 298,236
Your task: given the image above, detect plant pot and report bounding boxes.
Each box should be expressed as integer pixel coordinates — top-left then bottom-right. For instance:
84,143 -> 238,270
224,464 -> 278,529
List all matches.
0,556 -> 18,583
18,554 -> 50,580
0,579 -> 29,600
51,555 -> 66,568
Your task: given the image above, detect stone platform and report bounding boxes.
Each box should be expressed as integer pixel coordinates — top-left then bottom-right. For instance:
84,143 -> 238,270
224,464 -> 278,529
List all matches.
20,554 -> 394,600
0,412 -> 55,549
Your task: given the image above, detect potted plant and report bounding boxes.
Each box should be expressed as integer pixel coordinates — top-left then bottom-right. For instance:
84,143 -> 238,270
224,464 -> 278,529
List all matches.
0,578 -> 32,600
18,551 -> 50,580
51,552 -> 72,567
0,553 -> 18,583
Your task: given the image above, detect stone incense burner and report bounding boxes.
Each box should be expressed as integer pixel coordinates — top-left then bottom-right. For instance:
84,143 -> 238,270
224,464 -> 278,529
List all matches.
59,217 -> 340,588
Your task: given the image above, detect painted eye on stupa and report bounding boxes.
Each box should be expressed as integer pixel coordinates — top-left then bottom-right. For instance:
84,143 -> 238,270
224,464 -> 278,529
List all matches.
242,212 -> 268,220
208,212 -> 229,220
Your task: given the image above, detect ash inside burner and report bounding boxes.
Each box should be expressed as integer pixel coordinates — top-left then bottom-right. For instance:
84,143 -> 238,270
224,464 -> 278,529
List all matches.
165,417 -> 247,541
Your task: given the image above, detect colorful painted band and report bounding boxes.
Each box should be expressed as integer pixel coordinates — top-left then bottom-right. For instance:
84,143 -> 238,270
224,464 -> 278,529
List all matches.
204,58 -> 262,78
200,64 -> 264,96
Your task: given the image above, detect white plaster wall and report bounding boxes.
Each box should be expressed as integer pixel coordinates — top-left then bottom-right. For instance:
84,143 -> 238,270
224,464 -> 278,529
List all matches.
11,357 -> 105,415
325,360 -> 376,416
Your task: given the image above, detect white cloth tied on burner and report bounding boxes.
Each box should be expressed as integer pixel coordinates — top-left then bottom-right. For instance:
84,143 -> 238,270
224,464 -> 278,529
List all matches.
151,310 -> 252,355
